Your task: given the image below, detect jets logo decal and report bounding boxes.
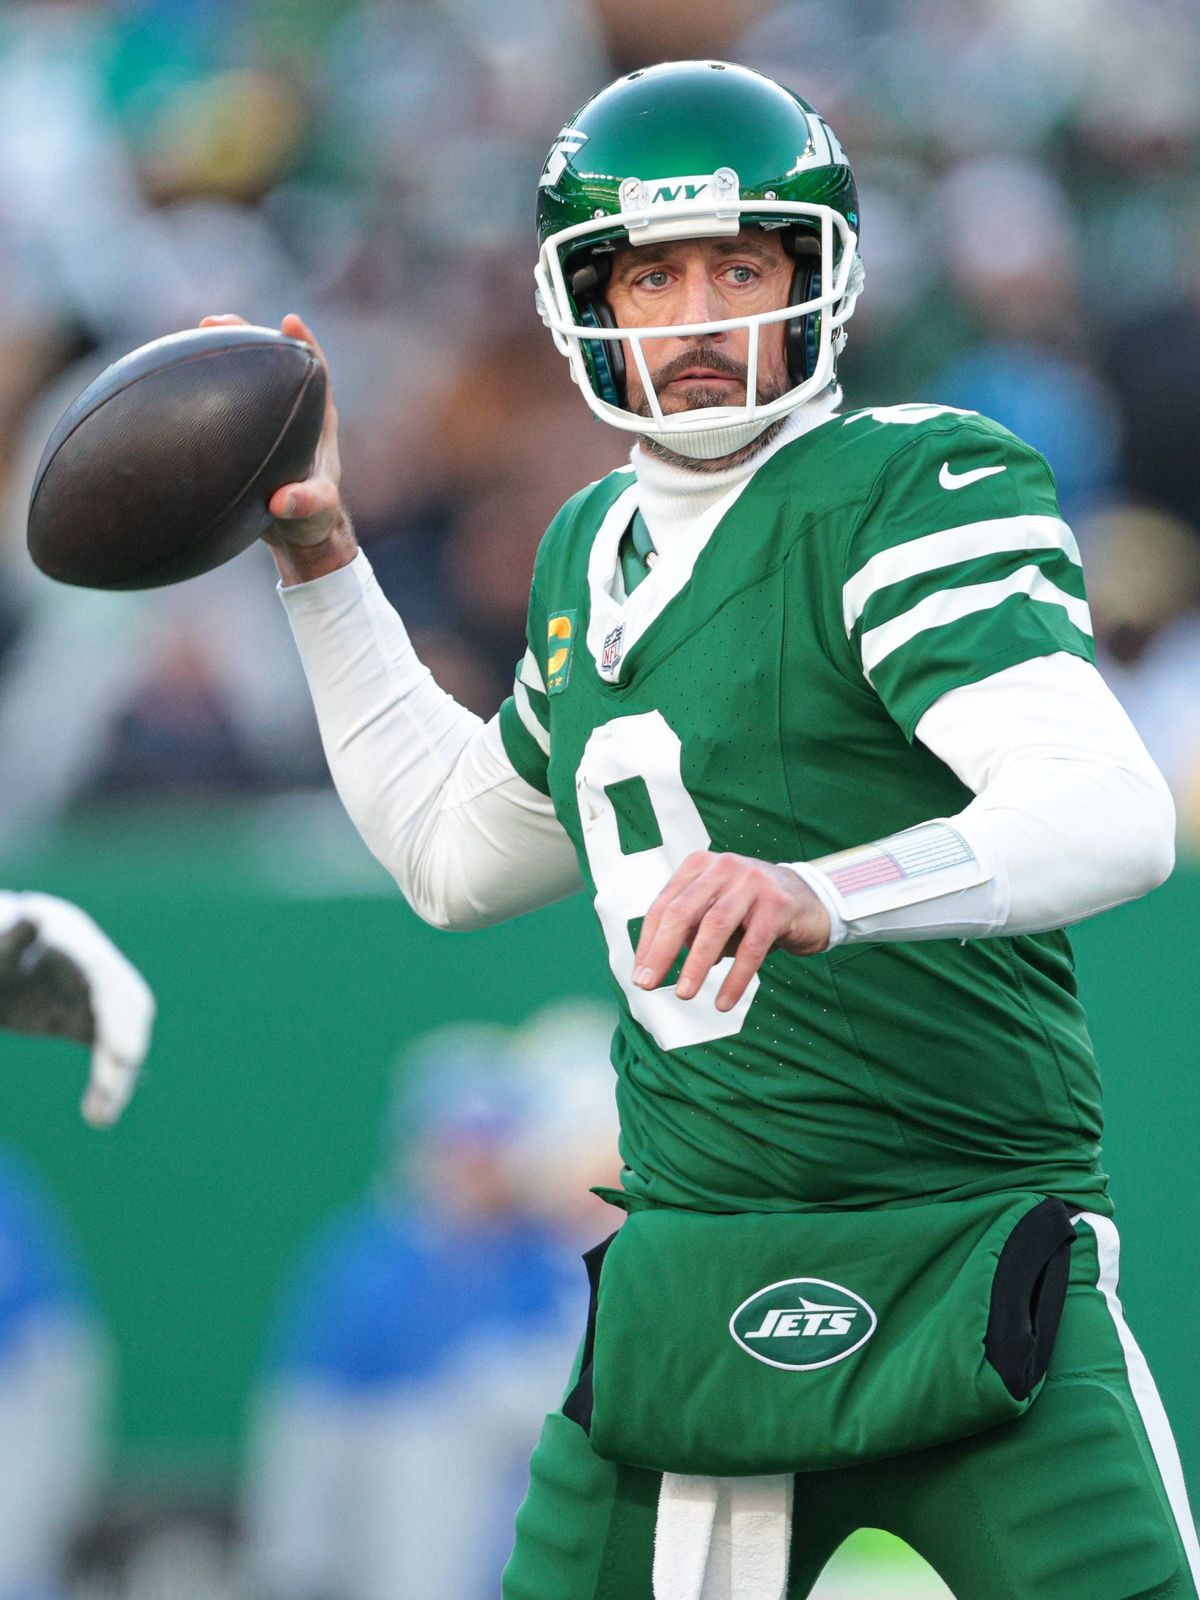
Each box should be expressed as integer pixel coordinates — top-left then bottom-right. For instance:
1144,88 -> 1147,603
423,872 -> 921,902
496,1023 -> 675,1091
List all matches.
729,1277 -> 877,1371
539,128 -> 589,189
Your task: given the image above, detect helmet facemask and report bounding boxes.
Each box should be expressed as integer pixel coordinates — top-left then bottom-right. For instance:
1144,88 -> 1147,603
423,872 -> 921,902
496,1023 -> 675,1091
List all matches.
535,180 -> 864,462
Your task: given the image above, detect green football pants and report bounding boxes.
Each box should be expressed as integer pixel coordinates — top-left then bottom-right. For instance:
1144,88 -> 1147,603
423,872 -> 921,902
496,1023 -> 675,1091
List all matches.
502,1213 -> 1200,1600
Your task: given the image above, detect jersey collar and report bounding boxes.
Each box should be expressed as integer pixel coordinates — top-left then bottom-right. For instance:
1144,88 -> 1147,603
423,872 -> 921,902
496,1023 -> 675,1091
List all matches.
585,389 -> 843,684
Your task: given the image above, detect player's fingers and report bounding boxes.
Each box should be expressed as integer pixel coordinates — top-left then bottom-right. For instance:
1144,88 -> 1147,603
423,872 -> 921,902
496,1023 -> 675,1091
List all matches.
81,1045 -> 140,1129
281,313 -> 332,388
199,314 -> 249,327
674,885 -> 756,1000
635,852 -> 716,968
268,475 -> 341,523
84,978 -> 153,1126
280,313 -> 341,475
635,858 -> 731,988
715,905 -> 782,1013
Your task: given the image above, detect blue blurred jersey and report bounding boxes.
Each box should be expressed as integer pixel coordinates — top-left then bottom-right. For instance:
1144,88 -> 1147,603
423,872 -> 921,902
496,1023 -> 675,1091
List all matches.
0,1155 -> 88,1355
268,1203 -> 580,1390
246,1201 -> 590,1600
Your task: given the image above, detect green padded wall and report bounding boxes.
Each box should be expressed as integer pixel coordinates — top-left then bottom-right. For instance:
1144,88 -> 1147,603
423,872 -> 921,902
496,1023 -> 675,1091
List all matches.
0,802 -> 1194,1501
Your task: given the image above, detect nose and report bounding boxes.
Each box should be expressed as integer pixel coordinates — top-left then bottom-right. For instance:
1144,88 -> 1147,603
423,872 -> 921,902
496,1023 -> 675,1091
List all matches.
676,261 -> 729,338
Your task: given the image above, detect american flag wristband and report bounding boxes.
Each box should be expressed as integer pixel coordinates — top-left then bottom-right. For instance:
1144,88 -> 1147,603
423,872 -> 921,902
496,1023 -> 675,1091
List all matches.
786,819 -> 993,940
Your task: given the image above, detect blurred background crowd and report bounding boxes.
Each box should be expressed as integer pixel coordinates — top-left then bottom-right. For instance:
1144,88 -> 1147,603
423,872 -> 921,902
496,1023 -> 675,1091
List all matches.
1,0 -> 1199,843
0,1 -> 1197,1597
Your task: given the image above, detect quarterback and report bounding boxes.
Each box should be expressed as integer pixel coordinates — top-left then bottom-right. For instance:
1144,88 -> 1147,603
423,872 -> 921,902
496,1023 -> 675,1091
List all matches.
214,61 -> 1194,1600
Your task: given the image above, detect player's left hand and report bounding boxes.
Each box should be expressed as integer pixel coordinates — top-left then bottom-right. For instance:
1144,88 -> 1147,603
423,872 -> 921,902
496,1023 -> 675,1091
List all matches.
0,894 -> 156,1128
633,853 -> 831,1013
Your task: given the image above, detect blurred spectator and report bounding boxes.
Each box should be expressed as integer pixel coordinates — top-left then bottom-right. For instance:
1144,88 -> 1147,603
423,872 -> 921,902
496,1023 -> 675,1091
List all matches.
240,1001 -> 621,1600
1102,228 -> 1200,534
68,1498 -> 238,1600
0,1148 -> 107,1599
1082,504 -> 1200,848
0,0 -> 1198,839
920,157 -> 1121,516
931,339 -> 1120,519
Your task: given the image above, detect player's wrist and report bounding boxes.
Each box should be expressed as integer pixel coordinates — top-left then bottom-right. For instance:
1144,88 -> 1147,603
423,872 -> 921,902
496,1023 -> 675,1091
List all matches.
779,865 -> 845,951
271,513 -> 359,586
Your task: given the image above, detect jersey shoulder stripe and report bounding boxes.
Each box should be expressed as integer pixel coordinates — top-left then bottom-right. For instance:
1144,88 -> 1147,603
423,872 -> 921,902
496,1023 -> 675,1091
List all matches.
512,678 -> 550,751
842,514 -> 1079,632
518,646 -> 547,698
515,649 -> 551,740
832,409 -> 1092,736
499,695 -> 550,794
504,476 -> 635,801
860,564 -> 1093,680
854,542 -> 1088,661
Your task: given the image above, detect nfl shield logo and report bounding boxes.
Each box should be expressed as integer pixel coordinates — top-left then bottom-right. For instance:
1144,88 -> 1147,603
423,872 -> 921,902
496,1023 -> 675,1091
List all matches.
602,625 -> 624,673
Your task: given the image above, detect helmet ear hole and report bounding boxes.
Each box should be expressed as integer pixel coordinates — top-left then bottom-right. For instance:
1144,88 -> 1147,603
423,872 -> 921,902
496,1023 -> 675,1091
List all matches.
783,228 -> 822,386
569,251 -> 627,409
579,298 -> 627,409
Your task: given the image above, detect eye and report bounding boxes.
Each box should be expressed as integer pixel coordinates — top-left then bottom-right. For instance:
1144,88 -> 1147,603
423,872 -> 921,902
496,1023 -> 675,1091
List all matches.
725,264 -> 758,285
635,269 -> 672,289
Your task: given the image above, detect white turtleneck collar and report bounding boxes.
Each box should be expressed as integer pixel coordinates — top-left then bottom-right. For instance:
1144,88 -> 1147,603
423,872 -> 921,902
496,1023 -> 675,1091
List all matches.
629,388 -> 843,558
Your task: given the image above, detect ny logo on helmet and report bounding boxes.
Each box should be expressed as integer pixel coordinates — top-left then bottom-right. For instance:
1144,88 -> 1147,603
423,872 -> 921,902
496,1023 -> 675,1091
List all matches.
539,128 -> 589,190
649,182 -> 709,204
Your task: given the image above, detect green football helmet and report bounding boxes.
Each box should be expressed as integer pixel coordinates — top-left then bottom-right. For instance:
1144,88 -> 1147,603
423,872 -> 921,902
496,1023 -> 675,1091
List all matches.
534,60 -> 864,460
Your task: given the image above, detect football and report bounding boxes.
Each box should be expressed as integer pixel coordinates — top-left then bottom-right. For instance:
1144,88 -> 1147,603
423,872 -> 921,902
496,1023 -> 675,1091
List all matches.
27,325 -> 326,590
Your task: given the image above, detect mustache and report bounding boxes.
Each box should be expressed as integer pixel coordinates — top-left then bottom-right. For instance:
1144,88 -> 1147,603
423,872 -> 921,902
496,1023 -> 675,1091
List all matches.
653,346 -> 748,386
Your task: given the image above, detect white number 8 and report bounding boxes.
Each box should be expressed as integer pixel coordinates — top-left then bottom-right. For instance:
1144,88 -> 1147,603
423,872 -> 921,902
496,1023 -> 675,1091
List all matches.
576,710 -> 759,1050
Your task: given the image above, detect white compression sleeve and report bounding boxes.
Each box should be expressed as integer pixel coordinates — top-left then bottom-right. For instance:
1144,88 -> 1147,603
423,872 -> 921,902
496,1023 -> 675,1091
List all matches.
281,553 -> 582,930
790,653 -> 1176,946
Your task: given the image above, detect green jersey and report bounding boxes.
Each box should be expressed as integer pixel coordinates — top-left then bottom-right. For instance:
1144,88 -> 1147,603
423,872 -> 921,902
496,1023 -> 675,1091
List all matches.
498,403 -> 1107,1215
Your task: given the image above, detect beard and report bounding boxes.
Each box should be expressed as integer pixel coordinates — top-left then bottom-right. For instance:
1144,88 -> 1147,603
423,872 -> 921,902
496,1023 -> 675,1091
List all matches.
631,345 -> 790,473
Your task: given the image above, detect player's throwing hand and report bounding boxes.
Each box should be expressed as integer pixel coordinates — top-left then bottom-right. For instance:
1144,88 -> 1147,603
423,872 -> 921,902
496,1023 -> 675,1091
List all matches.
633,853 -> 831,1012
198,312 -> 358,581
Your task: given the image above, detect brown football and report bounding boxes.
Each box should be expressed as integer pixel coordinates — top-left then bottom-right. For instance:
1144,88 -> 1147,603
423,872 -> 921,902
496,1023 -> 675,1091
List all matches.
27,325 -> 326,590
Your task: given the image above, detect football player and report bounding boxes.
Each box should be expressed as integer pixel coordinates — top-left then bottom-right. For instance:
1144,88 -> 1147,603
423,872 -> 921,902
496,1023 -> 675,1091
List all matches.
0,892 -> 154,1126
211,60 -> 1194,1600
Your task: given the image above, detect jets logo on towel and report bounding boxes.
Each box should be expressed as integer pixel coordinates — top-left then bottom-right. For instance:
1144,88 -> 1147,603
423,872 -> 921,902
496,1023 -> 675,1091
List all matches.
729,1278 -> 877,1371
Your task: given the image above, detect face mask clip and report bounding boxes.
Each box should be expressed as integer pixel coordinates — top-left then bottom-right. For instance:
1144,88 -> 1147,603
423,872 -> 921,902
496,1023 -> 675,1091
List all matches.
618,168 -> 742,247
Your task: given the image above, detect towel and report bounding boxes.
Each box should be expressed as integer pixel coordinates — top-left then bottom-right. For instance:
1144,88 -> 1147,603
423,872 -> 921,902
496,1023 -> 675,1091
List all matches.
653,1473 -> 792,1600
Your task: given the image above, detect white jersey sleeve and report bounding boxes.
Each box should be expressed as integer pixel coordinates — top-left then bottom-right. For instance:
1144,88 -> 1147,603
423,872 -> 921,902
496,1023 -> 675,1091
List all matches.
281,553 -> 583,930
790,652 -> 1175,944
